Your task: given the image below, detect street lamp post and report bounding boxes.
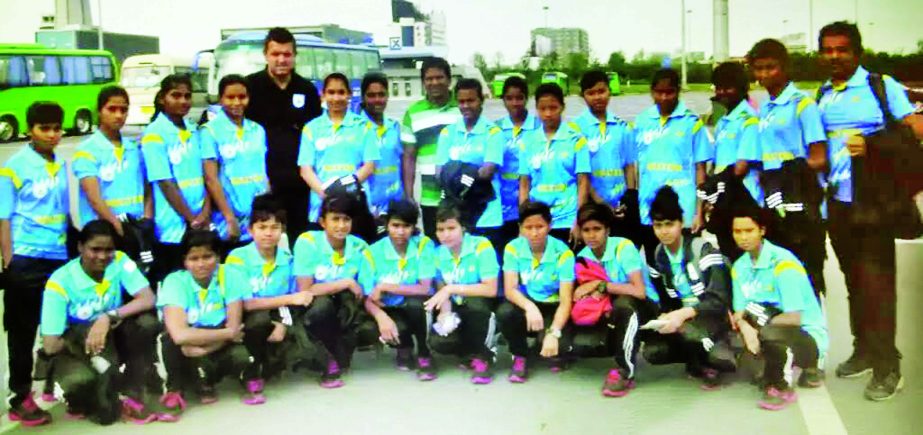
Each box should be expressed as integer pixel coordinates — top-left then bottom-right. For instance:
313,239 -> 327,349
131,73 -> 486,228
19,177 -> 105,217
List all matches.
96,0 -> 104,50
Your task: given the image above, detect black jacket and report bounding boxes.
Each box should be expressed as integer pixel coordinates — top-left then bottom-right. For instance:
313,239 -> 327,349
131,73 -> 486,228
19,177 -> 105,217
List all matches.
438,161 -> 496,227
648,236 -> 733,318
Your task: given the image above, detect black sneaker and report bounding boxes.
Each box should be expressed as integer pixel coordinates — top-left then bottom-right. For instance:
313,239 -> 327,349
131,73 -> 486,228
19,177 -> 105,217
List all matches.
864,371 -> 904,401
798,368 -> 825,388
395,348 -> 414,371
836,353 -> 872,378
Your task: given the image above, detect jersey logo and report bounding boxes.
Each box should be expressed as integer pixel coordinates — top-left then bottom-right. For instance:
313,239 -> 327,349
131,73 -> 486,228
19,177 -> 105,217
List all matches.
292,94 -> 306,109
219,140 -> 252,160
168,140 -> 195,165
641,128 -> 667,145
31,176 -> 57,199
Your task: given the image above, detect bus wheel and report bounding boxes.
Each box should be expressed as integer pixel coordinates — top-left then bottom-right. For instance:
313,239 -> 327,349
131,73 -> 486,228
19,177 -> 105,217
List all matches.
73,110 -> 92,135
0,115 -> 18,142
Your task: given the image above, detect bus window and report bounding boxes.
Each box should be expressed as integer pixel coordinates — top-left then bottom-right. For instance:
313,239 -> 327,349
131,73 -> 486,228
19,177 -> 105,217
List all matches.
0,56 -> 28,87
334,49 -> 351,78
90,56 -> 114,83
296,49 -> 316,79
60,56 -> 91,84
364,52 -> 379,72
26,56 -> 61,86
315,49 -> 334,78
349,51 -> 364,79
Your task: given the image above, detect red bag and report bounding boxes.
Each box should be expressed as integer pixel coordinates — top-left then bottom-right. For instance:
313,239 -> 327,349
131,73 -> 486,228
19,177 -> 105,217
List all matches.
571,257 -> 613,326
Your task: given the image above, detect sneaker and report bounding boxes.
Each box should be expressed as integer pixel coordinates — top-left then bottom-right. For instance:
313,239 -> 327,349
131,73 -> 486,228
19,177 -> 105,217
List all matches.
470,358 -> 493,384
416,357 -> 437,381
700,368 -> 723,391
758,387 -> 798,411
864,371 -> 904,401
156,391 -> 186,422
549,357 -> 566,373
798,368 -> 825,388
706,341 -> 737,373
242,379 -> 267,405
396,348 -> 414,371
65,407 -> 85,420
121,397 -> 157,425
198,384 -> 219,404
41,391 -> 57,403
602,368 -> 635,397
509,356 -> 528,383
8,393 -> 52,426
836,353 -> 872,378
320,359 -> 345,389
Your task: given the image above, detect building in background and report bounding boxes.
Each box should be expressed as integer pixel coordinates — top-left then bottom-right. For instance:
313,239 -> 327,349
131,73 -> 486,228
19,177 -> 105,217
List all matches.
779,32 -> 808,54
35,0 -> 158,63
220,24 -> 372,45
530,27 -> 590,58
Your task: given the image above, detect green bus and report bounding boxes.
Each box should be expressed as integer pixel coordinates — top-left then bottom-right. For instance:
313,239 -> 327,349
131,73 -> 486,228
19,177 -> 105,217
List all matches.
607,71 -> 622,95
490,72 -> 526,98
0,44 -> 118,142
541,71 -> 569,94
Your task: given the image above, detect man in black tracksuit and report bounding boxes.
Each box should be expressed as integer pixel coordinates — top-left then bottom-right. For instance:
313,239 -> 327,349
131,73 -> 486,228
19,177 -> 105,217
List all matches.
246,27 -> 322,245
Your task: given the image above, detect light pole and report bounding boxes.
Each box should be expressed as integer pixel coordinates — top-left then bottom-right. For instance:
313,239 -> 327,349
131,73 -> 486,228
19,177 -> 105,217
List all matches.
543,5 -> 549,29
96,0 -> 104,50
808,0 -> 814,51
681,0 -> 687,89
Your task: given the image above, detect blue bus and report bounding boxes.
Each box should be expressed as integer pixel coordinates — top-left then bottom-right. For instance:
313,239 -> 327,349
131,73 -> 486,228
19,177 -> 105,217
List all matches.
206,31 -> 381,112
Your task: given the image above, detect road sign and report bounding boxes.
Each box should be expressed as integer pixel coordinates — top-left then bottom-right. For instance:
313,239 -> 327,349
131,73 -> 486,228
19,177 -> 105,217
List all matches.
389,37 -> 402,50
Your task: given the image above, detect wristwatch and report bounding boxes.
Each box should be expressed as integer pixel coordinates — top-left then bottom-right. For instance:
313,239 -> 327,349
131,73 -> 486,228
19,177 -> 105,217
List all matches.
596,281 -> 607,295
105,309 -> 121,324
546,328 -> 562,339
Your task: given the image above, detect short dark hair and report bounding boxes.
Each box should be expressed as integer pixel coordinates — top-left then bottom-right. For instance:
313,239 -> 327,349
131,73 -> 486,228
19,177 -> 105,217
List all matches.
454,78 -> 484,101
385,199 -> 420,226
218,74 -> 249,97
580,70 -> 609,93
535,82 -> 565,105
711,62 -> 749,97
577,202 -> 614,229
818,21 -> 863,55
747,39 -> 789,66
650,186 -> 683,222
651,68 -> 680,90
250,193 -> 286,227
360,71 -> 388,96
78,219 -> 118,244
420,57 -> 451,82
96,85 -> 129,112
26,102 -> 64,129
180,229 -> 221,258
319,193 -> 356,220
730,205 -> 769,229
435,199 -> 465,227
323,72 -> 351,93
264,27 -> 296,53
518,201 -> 552,225
502,75 -> 528,98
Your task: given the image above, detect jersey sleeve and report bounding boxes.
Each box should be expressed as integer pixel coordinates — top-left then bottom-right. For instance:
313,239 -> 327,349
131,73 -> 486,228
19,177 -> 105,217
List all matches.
557,250 -> 576,283
774,259 -> 810,313
797,98 -> 828,146
484,128 -> 504,166
362,126 -> 381,163
292,233 -> 319,278
296,125 -> 316,167
615,238 -> 643,276
574,137 -> 591,174
435,127 -> 450,166
0,164 -> 18,219
401,110 -> 417,147
518,141 -> 532,176
737,117 -> 761,162
730,263 -> 745,312
140,131 -> 173,183
417,244 -> 436,284
621,124 -> 637,165
156,272 -> 189,310
883,75 -> 916,120
221,266 -> 246,304
40,280 -> 69,336
692,119 -> 715,164
117,254 -> 150,296
502,243 -> 520,273
198,124 -> 219,161
71,147 -> 100,180
475,238 -> 500,282
358,248 -> 376,295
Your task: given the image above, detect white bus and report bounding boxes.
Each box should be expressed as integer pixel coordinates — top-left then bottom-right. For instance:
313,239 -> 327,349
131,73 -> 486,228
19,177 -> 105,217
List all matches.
120,54 -> 212,125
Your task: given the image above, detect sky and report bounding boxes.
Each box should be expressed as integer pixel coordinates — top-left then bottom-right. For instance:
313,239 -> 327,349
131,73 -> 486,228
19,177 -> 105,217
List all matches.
1,0 -> 921,65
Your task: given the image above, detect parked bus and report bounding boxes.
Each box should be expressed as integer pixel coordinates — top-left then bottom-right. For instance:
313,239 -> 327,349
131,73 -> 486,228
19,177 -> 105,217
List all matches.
490,72 -> 526,98
208,31 -> 380,111
540,71 -> 569,94
0,43 -> 118,142
607,71 -> 622,95
120,54 -> 212,125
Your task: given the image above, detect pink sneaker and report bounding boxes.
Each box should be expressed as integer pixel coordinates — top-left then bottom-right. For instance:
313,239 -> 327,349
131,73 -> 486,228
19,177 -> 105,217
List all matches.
121,397 -> 157,424
601,368 -> 635,397
243,379 -> 267,405
758,387 -> 798,410
320,359 -> 345,389
416,357 -> 437,381
156,391 -> 186,422
508,356 -> 528,383
41,392 -> 57,403
470,358 -> 493,384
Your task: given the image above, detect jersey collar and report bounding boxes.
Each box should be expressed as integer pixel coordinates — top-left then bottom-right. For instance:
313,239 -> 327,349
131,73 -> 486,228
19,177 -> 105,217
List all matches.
497,112 -> 540,131
767,82 -> 799,106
